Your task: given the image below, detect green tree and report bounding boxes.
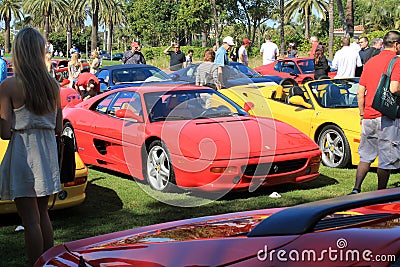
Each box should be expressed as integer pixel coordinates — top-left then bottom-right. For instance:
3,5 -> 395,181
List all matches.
102,0 -> 125,54
0,0 -> 22,53
285,0 -> 328,39
23,0 -> 68,40
76,0 -> 112,52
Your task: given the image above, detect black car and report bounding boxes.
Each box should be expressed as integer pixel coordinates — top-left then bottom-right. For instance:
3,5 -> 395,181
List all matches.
112,53 -> 124,61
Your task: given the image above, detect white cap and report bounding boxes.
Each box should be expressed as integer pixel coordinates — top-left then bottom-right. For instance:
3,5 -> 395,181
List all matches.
222,36 -> 235,46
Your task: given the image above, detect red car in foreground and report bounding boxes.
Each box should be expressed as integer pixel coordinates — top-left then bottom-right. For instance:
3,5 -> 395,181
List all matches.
36,188 -> 400,266
62,84 -> 321,192
254,58 -> 336,84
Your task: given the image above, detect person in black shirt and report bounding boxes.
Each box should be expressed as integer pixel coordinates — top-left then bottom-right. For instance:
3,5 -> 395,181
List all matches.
163,43 -> 186,72
313,44 -> 330,79
122,42 -> 146,65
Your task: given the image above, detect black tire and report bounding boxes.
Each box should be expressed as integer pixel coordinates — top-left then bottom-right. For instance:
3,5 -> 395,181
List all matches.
302,77 -> 313,84
317,125 -> 351,168
145,140 -> 177,192
279,77 -> 298,87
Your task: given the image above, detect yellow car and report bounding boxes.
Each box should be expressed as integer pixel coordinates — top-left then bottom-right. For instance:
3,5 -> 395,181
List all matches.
0,138 -> 88,214
220,78 -> 376,168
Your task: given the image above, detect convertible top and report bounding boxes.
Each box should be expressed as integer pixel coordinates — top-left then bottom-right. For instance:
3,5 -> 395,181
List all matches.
248,188 -> 400,237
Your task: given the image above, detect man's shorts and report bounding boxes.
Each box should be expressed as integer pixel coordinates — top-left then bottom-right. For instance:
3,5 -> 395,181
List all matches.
358,116 -> 400,169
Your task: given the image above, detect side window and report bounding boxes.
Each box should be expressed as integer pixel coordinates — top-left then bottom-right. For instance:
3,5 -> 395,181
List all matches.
97,69 -> 109,83
95,93 -> 116,114
274,61 -> 282,72
111,91 -> 143,121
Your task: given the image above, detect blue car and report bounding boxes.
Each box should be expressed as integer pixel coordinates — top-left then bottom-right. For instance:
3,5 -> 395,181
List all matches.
170,62 -> 296,88
96,64 -> 186,92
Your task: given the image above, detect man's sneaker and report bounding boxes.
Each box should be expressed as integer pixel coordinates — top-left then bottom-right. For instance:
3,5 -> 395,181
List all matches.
348,189 -> 360,195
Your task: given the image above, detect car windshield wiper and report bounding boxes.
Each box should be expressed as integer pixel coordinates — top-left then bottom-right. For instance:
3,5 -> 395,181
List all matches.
152,115 -> 188,121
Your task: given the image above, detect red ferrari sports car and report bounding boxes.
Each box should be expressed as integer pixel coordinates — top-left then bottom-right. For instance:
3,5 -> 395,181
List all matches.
254,58 -> 336,84
36,188 -> 400,266
62,84 -> 321,192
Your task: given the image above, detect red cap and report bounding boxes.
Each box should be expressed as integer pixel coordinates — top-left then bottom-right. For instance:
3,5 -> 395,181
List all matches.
131,42 -> 139,48
243,38 -> 251,44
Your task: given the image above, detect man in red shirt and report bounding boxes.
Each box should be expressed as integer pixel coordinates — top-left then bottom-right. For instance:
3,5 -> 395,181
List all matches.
75,72 -> 100,100
308,36 -> 319,58
350,31 -> 400,194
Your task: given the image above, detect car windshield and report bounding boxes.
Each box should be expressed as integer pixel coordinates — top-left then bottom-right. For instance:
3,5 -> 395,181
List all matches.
230,63 -> 261,78
112,67 -> 171,84
144,89 -> 247,122
297,59 -> 315,74
308,78 -> 360,108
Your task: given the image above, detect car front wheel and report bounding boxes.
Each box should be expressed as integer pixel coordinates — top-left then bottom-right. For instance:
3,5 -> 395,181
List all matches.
145,140 -> 176,192
317,125 -> 351,168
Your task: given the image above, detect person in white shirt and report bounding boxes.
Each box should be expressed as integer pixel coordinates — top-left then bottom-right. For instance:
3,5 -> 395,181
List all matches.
238,38 -> 251,66
331,37 -> 362,78
260,35 -> 279,65
350,36 -> 361,52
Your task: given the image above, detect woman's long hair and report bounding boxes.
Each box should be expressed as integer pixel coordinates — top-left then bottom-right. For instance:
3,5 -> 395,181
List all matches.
314,44 -> 326,65
12,27 -> 60,115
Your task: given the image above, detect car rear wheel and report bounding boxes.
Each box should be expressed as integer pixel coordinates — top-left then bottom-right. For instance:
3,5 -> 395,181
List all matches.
317,125 -> 351,168
62,122 -> 76,150
145,140 -> 176,192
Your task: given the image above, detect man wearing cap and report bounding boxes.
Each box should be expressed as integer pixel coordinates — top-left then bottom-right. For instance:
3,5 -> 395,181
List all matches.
163,42 -> 186,72
260,35 -> 279,65
122,42 -> 146,65
215,36 -> 235,88
238,38 -> 251,66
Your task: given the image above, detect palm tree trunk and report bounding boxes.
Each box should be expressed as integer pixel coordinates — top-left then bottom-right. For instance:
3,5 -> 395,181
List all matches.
279,0 -> 285,55
328,0 -> 334,60
346,0 -> 354,37
91,0 -> 99,51
107,20 -> 113,55
336,0 -> 347,36
305,9 -> 310,39
5,15 -> 11,53
211,0 -> 219,47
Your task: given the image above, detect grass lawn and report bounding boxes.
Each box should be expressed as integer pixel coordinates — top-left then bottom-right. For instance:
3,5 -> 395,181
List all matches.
1,165 -> 399,266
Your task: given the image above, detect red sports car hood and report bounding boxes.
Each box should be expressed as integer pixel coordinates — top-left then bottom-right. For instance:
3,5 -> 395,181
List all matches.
41,209 -> 298,266
157,116 -> 318,160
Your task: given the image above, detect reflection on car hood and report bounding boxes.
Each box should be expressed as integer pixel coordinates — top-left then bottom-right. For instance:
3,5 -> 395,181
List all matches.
158,116 -> 318,159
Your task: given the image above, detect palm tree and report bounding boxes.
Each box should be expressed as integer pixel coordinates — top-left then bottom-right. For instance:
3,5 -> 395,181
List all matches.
279,0 -> 285,55
102,0 -> 125,55
285,0 -> 328,39
77,0 -> 112,52
328,0 -> 334,59
56,0 -> 86,58
345,0 -> 354,37
0,0 -> 22,53
23,0 -> 68,40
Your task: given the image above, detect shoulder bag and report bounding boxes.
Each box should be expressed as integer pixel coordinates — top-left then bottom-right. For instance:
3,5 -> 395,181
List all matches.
57,134 -> 76,183
371,56 -> 400,120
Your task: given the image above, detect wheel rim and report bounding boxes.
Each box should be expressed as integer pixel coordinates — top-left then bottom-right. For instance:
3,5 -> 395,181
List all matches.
319,129 -> 344,167
147,145 -> 171,191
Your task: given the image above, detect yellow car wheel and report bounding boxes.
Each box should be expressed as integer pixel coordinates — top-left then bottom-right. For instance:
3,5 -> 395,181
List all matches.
317,125 -> 351,168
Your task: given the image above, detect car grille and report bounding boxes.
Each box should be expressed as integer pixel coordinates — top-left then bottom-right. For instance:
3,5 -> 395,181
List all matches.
242,159 -> 307,177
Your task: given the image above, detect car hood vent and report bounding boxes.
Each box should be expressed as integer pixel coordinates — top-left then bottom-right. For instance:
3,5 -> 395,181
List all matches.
314,213 -> 400,231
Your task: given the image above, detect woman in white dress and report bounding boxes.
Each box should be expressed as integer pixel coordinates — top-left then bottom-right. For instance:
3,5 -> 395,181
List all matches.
0,27 -> 62,266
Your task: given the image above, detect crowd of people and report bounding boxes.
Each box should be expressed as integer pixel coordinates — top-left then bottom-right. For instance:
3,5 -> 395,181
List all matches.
0,27 -> 397,266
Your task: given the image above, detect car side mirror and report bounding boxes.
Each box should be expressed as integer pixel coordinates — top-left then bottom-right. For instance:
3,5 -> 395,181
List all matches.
115,109 -> 143,122
289,96 -> 312,109
243,102 -> 255,112
98,77 -> 107,84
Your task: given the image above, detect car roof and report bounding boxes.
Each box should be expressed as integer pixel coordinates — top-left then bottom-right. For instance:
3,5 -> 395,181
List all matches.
100,64 -> 160,70
248,188 -> 400,237
100,83 -> 210,95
